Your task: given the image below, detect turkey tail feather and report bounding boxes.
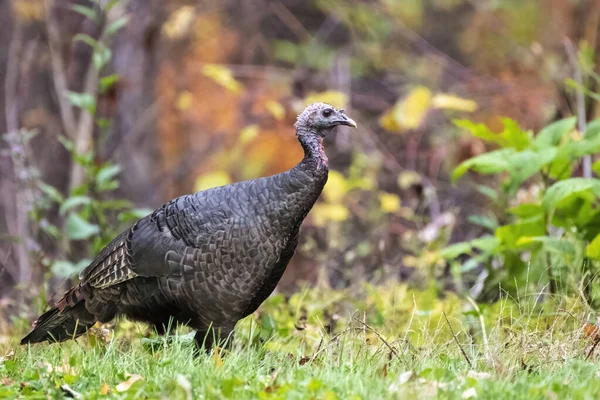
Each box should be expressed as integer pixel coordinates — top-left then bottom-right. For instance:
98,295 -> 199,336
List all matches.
21,292 -> 96,344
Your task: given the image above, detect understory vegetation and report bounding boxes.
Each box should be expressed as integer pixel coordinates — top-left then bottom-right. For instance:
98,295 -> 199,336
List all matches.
2,284 -> 600,399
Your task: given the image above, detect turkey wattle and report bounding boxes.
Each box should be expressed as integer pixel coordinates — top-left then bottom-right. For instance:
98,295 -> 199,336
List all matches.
21,103 -> 357,350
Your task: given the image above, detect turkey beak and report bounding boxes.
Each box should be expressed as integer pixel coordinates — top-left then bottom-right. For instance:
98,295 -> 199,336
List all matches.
335,115 -> 357,128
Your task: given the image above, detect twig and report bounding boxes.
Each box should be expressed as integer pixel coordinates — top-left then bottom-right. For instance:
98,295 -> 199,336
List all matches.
442,310 -> 472,368
564,38 -> 591,178
466,296 -> 495,369
586,337 -> 600,360
4,17 -> 33,286
45,0 -> 77,139
352,316 -> 400,359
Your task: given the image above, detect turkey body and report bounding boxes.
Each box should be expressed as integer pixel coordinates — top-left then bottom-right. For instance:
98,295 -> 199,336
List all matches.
22,157 -> 327,347
21,102 -> 355,349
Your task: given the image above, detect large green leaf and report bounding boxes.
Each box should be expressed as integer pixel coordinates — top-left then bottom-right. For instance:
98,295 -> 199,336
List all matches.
454,118 -> 530,150
66,213 -> 100,240
504,148 -> 558,193
96,164 -> 121,191
439,242 -> 472,259
542,178 -> 600,212
534,117 -> 577,148
452,148 -> 516,182
516,236 -> 576,256
59,196 -> 92,215
585,119 -> 600,140
495,216 -> 546,249
586,234 -> 600,260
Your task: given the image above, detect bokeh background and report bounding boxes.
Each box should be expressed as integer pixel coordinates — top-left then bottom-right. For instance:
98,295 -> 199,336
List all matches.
0,0 -> 595,316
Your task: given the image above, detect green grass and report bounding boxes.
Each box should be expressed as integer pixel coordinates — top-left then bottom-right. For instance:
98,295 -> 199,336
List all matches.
1,283 -> 599,399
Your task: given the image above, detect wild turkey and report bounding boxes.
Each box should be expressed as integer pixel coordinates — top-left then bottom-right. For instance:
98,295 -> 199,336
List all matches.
21,102 -> 356,350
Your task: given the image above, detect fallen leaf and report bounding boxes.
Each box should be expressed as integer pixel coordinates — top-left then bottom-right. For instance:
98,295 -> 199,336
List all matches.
2,377 -> 14,386
212,348 -> 224,368
584,322 -> 600,340
175,374 -> 192,400
462,387 -> 478,399
466,370 -> 492,380
61,383 -> 82,399
0,349 -> 14,363
115,374 -> 143,392
100,383 -> 110,395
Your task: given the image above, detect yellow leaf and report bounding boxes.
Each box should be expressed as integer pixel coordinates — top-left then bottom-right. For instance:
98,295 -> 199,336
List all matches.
311,203 -> 350,226
587,234 -> 600,260
431,93 -> 477,112
239,125 -> 259,145
13,0 -> 44,21
212,348 -> 224,368
322,170 -> 348,204
303,91 -> 348,109
100,383 -> 110,395
195,171 -> 231,191
116,374 -> 143,392
162,6 -> 195,39
379,192 -> 401,213
379,86 -> 432,133
397,171 -> 421,189
202,64 -> 243,93
266,100 -> 286,120
175,91 -> 194,111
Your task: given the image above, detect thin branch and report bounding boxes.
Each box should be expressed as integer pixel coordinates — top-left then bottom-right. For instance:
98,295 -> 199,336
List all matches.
564,38 -> 591,178
442,310 -> 473,368
352,316 -> 400,360
45,0 -> 77,139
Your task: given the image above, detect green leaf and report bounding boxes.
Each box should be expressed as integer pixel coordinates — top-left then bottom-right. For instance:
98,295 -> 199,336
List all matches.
66,213 -> 100,240
585,119 -> 600,140
70,4 -> 97,22
454,119 -> 499,143
51,260 -> 77,278
93,43 -> 112,70
587,234 -> 600,260
542,178 -> 600,212
59,196 -> 92,215
496,216 -> 545,248
468,214 -> 497,230
516,236 -> 576,255
99,74 -> 120,93
501,118 -> 530,150
593,160 -> 600,177
439,242 -> 472,259
470,236 -> 500,253
96,164 -> 121,191
475,185 -> 498,203
66,91 -> 96,115
452,148 -> 516,182
105,15 -> 129,36
118,208 -> 153,223
38,182 -> 64,203
534,117 -> 577,148
508,203 -> 543,218
73,33 -> 98,48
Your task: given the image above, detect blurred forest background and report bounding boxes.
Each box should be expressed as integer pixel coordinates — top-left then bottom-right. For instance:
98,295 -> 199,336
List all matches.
1,0 -> 600,318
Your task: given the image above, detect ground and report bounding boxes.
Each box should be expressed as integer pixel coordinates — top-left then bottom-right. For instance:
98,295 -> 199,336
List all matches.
1,283 -> 599,399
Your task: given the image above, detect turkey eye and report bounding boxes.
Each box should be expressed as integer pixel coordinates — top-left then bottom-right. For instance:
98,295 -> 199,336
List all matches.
322,109 -> 333,117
